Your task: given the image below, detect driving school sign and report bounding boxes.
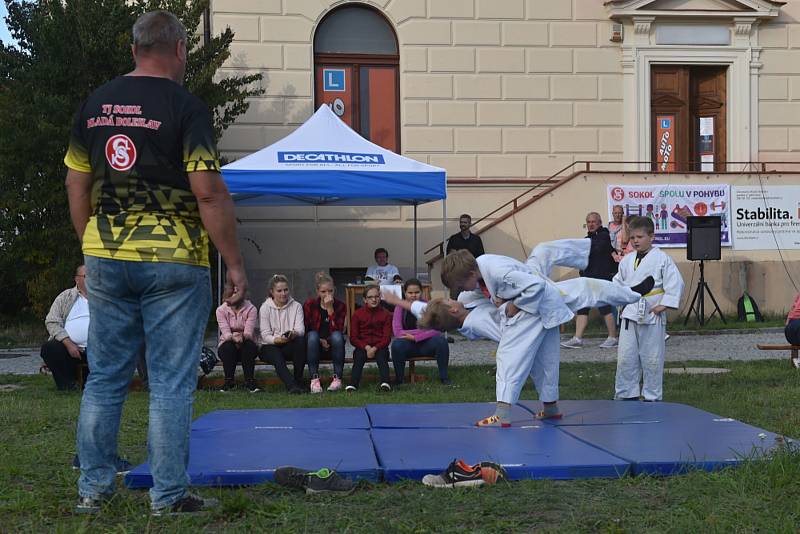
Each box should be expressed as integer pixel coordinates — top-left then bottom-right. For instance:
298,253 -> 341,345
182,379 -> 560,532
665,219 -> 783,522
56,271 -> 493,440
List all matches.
607,184 -> 731,247
655,115 -> 675,172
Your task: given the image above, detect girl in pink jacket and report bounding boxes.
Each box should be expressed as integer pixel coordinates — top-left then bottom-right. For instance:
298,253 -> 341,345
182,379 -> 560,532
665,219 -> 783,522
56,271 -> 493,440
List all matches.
390,278 -> 451,386
216,285 -> 259,392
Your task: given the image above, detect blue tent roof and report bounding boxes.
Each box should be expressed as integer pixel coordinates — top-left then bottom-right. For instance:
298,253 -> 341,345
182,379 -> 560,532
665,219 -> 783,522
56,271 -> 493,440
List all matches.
221,105 -> 447,206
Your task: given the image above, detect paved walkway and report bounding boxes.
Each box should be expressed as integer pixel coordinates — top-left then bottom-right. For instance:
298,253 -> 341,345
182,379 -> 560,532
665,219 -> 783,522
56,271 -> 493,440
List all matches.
0,328 -> 791,376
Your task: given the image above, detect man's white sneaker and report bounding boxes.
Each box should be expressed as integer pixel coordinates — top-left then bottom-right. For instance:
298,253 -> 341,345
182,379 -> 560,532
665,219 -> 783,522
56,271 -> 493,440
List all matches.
599,337 -> 618,349
560,337 -> 583,349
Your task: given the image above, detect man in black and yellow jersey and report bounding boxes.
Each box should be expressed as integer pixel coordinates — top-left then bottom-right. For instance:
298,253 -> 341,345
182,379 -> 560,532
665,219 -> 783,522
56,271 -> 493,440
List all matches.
64,11 -> 247,516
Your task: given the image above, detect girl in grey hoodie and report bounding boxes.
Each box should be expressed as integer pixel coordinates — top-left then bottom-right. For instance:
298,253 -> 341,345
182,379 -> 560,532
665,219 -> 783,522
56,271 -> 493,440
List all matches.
259,274 -> 306,393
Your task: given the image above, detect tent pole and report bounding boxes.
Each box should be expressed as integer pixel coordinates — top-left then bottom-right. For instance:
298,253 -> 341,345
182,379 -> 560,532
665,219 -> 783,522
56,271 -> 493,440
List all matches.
413,203 -> 418,276
442,199 -> 447,257
217,252 -> 223,308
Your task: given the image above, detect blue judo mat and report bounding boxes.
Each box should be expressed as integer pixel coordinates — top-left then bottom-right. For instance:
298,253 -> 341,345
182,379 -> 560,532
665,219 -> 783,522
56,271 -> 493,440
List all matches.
125,401 -> 785,488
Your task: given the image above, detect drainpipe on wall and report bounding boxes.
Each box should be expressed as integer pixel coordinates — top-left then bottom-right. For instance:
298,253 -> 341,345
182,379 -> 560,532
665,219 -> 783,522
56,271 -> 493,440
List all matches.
203,3 -> 211,47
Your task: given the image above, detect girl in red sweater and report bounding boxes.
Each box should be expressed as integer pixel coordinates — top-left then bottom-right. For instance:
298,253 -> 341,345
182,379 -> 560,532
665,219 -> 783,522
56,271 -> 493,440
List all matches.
347,284 -> 393,392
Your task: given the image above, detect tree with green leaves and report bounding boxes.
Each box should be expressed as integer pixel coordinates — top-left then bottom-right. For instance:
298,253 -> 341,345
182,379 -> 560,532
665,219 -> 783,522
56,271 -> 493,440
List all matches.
0,0 -> 262,318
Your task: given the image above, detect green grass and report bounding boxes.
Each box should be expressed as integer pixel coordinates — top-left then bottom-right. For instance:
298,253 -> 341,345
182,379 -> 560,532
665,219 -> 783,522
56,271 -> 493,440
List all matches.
1,361 -> 799,532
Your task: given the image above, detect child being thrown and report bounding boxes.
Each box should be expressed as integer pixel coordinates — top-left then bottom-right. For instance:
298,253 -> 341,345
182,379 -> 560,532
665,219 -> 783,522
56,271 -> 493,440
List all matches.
390,239 -> 654,427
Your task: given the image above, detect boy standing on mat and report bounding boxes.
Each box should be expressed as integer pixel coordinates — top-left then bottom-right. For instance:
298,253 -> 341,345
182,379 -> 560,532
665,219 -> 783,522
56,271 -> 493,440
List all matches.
613,216 -> 684,402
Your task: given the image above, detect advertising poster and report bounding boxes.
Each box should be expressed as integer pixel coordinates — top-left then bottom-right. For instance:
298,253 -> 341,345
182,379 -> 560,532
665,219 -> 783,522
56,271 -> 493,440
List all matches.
732,186 -> 800,250
655,115 -> 675,172
607,184 -> 731,247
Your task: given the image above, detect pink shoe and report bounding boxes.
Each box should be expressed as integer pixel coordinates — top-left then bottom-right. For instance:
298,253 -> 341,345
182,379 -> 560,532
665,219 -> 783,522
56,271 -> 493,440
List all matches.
310,377 -> 322,394
327,376 -> 342,392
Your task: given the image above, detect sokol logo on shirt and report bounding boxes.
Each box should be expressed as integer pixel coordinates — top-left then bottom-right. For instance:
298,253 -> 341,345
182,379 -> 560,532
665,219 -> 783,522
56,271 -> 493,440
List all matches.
105,134 -> 137,171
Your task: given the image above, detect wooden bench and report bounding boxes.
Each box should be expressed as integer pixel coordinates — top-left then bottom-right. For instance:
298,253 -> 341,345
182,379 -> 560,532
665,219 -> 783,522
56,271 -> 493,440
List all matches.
756,344 -> 800,368
209,355 -> 436,385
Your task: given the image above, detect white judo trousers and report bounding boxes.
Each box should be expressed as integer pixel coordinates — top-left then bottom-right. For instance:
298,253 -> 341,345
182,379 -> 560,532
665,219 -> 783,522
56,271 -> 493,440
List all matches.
615,318 -> 666,401
495,308 -> 560,404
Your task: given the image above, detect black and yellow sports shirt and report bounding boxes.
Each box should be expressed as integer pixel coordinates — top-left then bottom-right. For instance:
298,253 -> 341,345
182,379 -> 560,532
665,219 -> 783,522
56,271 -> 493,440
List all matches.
64,75 -> 220,267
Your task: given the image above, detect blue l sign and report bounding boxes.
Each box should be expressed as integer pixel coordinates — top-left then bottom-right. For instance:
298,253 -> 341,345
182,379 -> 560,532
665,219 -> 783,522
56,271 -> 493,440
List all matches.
323,69 -> 346,92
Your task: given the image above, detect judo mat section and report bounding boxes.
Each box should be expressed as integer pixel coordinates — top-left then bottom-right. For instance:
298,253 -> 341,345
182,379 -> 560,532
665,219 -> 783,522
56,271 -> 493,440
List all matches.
125,402 -> 783,488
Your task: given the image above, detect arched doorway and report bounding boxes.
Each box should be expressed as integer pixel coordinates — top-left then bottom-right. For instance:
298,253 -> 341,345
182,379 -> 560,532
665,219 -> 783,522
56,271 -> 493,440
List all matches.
314,5 -> 400,152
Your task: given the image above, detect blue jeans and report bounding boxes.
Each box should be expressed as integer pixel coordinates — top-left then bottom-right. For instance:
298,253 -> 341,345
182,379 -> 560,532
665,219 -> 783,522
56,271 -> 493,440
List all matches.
78,256 -> 211,509
306,330 -> 345,377
391,335 -> 450,383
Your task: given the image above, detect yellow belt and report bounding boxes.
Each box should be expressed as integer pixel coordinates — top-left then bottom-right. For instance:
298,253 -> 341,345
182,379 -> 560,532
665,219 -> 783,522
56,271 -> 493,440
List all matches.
642,288 -> 665,298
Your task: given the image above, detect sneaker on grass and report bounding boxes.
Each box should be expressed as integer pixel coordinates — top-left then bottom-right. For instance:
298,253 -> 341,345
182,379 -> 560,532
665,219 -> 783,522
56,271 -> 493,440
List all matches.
328,375 -> 342,392
310,377 -> 322,394
560,336 -> 583,349
345,385 -> 357,392
379,382 -> 392,392
274,466 -> 355,495
74,494 -> 113,514
246,379 -> 260,393
598,337 -> 618,349
422,459 -> 485,488
151,493 -> 218,517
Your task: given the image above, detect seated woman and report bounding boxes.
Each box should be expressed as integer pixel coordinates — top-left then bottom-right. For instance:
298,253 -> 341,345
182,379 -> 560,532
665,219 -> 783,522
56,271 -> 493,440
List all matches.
303,272 -> 347,394
390,278 -> 451,386
258,274 -> 305,394
347,284 -> 392,392
216,284 -> 259,392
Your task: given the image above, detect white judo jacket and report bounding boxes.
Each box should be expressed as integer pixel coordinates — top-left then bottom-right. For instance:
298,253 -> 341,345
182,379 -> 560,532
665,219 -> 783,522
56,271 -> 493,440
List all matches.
613,246 -> 684,325
476,254 -> 574,330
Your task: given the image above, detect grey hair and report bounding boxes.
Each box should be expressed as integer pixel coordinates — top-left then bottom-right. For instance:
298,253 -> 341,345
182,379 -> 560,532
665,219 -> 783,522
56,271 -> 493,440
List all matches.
586,211 -> 602,223
132,11 -> 187,53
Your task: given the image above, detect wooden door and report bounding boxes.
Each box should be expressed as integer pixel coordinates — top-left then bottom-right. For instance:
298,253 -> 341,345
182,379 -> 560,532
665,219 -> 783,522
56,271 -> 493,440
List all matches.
651,66 -> 690,172
314,57 -> 400,152
690,66 -> 727,172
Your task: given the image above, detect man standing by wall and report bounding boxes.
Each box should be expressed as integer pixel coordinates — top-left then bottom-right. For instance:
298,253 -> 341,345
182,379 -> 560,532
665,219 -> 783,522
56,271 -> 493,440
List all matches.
561,212 -> 618,349
446,213 -> 485,259
64,11 -> 247,515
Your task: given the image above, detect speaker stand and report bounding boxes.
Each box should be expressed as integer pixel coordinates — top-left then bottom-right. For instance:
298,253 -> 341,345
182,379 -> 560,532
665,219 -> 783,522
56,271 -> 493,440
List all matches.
683,260 -> 726,326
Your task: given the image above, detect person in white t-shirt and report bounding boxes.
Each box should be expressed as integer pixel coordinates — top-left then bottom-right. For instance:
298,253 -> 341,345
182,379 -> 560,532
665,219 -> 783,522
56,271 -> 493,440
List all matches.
40,265 -> 91,390
365,248 -> 402,285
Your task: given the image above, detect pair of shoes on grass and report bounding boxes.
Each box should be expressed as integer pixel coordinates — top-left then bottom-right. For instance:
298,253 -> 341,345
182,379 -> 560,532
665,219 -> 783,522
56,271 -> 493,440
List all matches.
219,379 -> 260,392
422,459 -> 508,488
344,382 -> 392,392
274,466 -> 355,495
76,492 -> 218,516
311,375 -> 343,393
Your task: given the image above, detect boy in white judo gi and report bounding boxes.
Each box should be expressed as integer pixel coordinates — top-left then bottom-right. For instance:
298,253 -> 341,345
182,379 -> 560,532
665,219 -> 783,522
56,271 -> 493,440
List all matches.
612,216 -> 684,401
436,244 -> 654,427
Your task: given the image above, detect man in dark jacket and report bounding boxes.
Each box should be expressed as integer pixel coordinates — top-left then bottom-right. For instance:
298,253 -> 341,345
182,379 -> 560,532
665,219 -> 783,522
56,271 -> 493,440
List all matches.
561,212 -> 619,349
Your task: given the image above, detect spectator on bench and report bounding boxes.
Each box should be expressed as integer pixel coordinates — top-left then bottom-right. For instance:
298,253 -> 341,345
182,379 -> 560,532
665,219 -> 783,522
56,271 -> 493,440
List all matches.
346,284 -> 392,392
304,271 -> 347,394
216,284 -> 259,392
259,274 -> 305,394
40,265 -> 90,390
365,247 -> 402,285
390,278 -> 451,386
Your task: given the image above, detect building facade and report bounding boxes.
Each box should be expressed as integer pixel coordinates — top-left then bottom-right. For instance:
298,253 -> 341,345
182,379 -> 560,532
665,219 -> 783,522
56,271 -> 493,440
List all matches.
212,0 -> 800,313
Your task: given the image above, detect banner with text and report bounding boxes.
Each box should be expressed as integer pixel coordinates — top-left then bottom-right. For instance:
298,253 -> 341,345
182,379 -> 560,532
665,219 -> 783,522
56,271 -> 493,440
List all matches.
607,184 -> 731,247
732,185 -> 800,250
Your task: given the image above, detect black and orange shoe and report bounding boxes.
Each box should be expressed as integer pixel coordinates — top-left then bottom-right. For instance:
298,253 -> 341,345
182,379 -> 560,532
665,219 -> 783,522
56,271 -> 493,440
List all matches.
473,461 -> 509,485
475,414 -> 511,428
422,459 -> 485,488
